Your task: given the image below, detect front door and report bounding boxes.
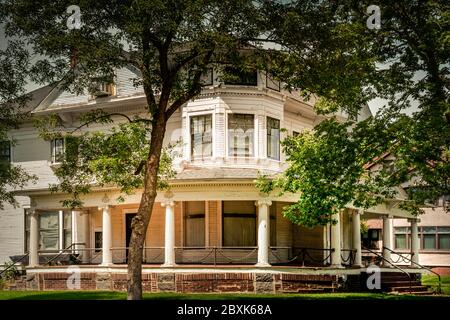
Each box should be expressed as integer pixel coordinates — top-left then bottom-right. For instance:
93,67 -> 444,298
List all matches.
125,213 -> 137,262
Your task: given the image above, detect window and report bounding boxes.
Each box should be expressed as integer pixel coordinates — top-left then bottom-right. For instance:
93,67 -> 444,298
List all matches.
394,226 -> 450,251
0,141 -> 11,163
422,226 -> 436,250
184,201 -> 205,247
394,227 -> 410,250
94,231 -> 102,252
200,68 -> 213,86
39,212 -> 59,251
223,201 -> 256,247
267,117 -> 280,160
92,83 -> 116,98
270,204 -> 277,246
438,227 -> 450,250
63,211 -> 72,248
228,114 -> 254,157
51,138 -> 64,163
190,115 -> 212,159
224,67 -> 257,86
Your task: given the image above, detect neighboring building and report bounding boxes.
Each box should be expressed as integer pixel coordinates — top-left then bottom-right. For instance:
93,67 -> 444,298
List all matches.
0,65 -> 432,292
365,204 -> 450,268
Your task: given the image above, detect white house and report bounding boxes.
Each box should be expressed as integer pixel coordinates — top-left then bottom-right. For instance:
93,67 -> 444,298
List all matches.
0,66 -> 434,293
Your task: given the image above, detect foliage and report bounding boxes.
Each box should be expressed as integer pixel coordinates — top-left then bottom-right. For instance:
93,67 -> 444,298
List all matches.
256,0 -> 449,226
35,113 -> 177,208
0,39 -> 37,209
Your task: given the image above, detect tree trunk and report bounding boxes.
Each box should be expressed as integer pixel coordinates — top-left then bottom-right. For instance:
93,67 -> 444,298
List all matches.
127,111 -> 167,300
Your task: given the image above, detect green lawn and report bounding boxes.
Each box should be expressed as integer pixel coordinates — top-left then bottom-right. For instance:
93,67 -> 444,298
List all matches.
422,275 -> 450,295
0,291 -> 449,300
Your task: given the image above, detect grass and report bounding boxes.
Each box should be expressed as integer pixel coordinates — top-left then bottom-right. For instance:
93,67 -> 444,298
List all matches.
0,291 -> 449,300
422,275 -> 450,295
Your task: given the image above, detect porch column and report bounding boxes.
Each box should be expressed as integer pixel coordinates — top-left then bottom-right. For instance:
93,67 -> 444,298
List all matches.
100,205 -> 112,266
382,215 -> 393,266
330,211 -> 342,267
256,199 -> 271,267
352,210 -> 363,267
162,200 -> 176,267
409,218 -> 420,265
81,212 -> 90,264
29,210 -> 39,267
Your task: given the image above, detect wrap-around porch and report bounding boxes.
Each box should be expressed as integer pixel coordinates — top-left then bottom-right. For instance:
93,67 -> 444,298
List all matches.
24,182 -> 419,270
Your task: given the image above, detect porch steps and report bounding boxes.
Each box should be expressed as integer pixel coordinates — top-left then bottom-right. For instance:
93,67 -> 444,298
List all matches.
380,272 -> 433,295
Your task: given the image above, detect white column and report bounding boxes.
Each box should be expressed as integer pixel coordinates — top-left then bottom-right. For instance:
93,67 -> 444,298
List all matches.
162,200 -> 176,267
100,206 -> 112,266
409,218 -> 420,265
330,211 -> 342,267
256,199 -> 271,267
81,212 -> 90,264
382,215 -> 393,266
29,210 -> 39,267
352,210 -> 363,267
71,211 -> 78,250
58,210 -> 64,251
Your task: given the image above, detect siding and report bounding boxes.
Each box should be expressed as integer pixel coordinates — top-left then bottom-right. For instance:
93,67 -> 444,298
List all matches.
0,197 -> 28,265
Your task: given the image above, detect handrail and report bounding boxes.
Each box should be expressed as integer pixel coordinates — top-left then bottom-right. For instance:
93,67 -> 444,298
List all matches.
383,246 -> 441,294
45,242 -> 86,266
362,246 -> 412,294
0,252 -> 29,278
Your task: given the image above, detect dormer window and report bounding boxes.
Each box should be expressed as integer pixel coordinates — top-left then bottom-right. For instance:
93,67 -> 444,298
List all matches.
0,141 -> 11,163
92,83 -> 116,98
228,114 -> 254,157
51,138 -> 65,163
224,67 -> 257,86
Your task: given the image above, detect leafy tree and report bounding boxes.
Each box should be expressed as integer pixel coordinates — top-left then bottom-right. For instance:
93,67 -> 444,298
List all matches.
1,0 -> 267,299
257,1 -> 449,224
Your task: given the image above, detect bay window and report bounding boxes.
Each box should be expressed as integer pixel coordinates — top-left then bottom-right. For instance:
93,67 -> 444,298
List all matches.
228,114 -> 254,157
190,115 -> 212,159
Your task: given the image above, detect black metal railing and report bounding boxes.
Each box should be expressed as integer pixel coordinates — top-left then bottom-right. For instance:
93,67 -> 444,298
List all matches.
383,246 -> 441,294
341,249 -> 357,266
362,246 -> 413,294
43,242 -> 86,266
0,253 -> 29,278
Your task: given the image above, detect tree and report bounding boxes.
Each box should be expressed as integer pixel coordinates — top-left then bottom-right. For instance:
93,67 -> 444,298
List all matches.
0,39 -> 36,209
1,0 -> 267,300
257,0 -> 449,224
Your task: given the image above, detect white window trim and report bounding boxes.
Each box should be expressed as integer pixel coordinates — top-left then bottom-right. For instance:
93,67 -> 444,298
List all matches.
186,111 -> 215,162
225,111 -> 258,159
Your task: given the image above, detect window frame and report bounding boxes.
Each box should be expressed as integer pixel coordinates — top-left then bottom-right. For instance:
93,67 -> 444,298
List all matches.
189,113 -> 213,160
222,201 -> 257,247
0,140 -> 11,163
226,113 -> 256,158
266,116 -> 280,160
51,138 -> 65,163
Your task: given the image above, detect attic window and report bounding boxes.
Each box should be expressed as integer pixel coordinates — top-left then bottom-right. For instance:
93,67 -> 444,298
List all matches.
92,82 -> 116,98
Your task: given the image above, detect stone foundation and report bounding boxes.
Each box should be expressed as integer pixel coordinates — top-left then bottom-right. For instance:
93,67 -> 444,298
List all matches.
16,271 -> 349,293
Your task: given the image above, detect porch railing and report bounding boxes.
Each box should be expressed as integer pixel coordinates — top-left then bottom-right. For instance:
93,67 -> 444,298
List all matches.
30,246 -> 360,267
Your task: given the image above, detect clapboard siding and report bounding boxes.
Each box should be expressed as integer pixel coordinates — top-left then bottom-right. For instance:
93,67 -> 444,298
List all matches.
0,197 -> 28,265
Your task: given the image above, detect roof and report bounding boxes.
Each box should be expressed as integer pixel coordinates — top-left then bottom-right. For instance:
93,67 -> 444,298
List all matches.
173,166 -> 278,181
